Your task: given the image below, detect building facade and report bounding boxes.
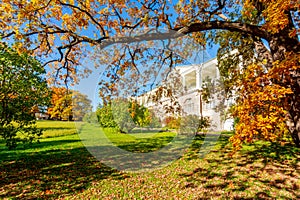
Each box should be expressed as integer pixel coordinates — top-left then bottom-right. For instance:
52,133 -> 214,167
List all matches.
136,57 -> 234,131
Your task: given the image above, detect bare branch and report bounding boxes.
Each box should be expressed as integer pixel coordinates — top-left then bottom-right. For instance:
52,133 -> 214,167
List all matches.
127,47 -> 141,76
41,59 -> 60,68
201,0 -> 226,20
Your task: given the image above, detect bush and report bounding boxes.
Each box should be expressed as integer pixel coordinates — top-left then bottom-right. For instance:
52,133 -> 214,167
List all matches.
96,104 -> 118,128
96,99 -> 153,133
180,115 -> 211,134
149,114 -> 162,128
164,116 -> 181,129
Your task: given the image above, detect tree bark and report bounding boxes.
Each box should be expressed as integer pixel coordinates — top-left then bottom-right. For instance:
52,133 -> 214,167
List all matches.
268,35 -> 300,147
287,69 -> 300,147
288,93 -> 300,147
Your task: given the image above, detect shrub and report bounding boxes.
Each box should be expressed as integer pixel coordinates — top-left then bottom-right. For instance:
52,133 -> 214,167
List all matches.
164,116 -> 181,129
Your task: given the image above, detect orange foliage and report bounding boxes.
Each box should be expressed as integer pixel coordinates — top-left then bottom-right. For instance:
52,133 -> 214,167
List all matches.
47,87 -> 72,120
230,53 -> 300,149
244,0 -> 299,34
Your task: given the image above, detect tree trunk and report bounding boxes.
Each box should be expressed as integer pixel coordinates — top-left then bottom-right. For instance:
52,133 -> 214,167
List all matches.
287,70 -> 300,147
288,108 -> 300,147
267,35 -> 300,147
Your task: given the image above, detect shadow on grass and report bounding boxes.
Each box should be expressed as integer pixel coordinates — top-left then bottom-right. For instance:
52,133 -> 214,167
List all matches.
0,133 -> 185,199
1,129 -> 299,199
0,143 -> 127,199
116,136 -> 175,153
183,133 -> 230,160
181,135 -> 300,198
0,140 -> 82,159
247,142 -> 300,162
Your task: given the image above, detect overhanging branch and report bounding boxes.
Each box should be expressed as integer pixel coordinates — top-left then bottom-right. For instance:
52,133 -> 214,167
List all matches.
98,21 -> 269,49
178,21 -> 268,39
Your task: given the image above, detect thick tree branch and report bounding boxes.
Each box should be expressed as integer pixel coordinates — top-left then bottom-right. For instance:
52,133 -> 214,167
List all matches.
253,38 -> 273,68
98,21 -> 269,49
176,21 -> 269,40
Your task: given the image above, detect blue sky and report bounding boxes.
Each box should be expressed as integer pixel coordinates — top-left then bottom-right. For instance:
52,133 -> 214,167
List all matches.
31,1 -> 220,111
73,43 -> 219,111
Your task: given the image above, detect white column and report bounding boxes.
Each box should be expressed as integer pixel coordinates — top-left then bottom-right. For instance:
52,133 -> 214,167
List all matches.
196,64 -> 202,89
215,62 -> 220,79
182,74 -> 186,92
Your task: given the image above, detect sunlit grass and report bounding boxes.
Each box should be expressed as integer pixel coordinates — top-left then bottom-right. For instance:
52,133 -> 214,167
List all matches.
101,127 -> 177,152
36,120 -> 84,138
0,123 -> 299,199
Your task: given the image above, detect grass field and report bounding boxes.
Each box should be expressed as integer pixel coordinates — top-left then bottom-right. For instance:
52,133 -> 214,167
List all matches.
0,121 -> 299,199
36,120 -> 85,138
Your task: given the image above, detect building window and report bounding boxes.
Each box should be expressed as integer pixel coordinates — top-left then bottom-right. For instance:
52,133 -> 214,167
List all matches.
184,71 -> 196,90
184,98 -> 194,114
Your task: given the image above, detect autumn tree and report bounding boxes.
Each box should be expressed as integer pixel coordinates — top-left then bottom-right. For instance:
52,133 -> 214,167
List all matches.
0,42 -> 50,149
72,91 -> 93,120
0,0 -> 299,148
48,87 -> 72,120
48,87 -> 91,121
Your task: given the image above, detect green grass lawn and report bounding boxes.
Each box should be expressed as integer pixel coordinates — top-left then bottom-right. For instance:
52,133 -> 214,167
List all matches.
36,120 -> 85,138
0,121 -> 299,199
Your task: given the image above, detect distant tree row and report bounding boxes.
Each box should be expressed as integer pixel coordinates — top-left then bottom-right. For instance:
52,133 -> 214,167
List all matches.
94,98 -> 211,134
95,99 -> 161,133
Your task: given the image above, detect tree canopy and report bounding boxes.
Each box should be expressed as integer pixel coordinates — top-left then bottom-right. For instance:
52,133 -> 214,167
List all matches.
0,42 -> 50,149
0,0 -> 299,148
48,87 -> 92,121
96,99 -> 151,133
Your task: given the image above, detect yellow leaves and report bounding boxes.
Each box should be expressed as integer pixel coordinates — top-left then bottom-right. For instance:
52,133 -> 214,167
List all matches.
62,13 -> 71,21
2,3 -> 12,13
142,13 -> 149,23
31,0 -> 39,5
62,10 -> 89,30
108,0 -> 125,5
61,13 -> 77,32
191,32 -> 205,46
81,0 -> 90,9
268,53 -> 300,84
50,6 -> 62,20
13,42 -> 25,55
242,0 -> 256,19
243,0 -> 298,34
289,29 -> 297,38
231,54 -> 298,149
261,0 -> 295,34
14,29 -> 23,40
98,7 -> 109,15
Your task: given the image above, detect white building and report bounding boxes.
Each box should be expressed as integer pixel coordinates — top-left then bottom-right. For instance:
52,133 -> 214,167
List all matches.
136,57 -> 234,131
